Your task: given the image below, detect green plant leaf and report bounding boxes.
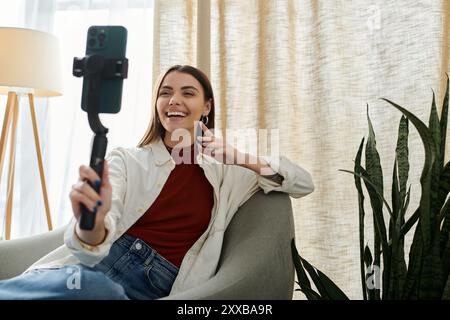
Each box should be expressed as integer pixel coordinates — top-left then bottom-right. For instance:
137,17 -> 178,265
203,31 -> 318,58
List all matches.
437,168 -> 450,293
316,269 -> 350,300
291,239 -> 329,300
291,239 -> 313,293
364,245 -> 373,268
429,91 -> 441,230
418,236 -> 443,299
354,137 -> 367,300
441,225 -> 450,292
365,105 -> 385,299
400,207 -> 419,238
402,222 -> 424,299
389,158 -> 405,299
403,209 -> 441,300
364,245 -> 375,300
365,104 -> 384,196
404,185 -> 411,215
340,168 -> 394,221
389,125 -> 409,295
396,116 -> 409,205
439,75 -> 449,172
440,198 -> 450,262
398,186 -> 411,244
298,255 -> 349,300
381,98 -> 437,250
429,91 -> 441,151
388,186 -> 410,249
392,158 -> 401,228
442,273 -> 450,300
297,256 -> 330,299
298,288 -> 322,300
438,163 -> 450,223
391,230 -> 407,300
341,166 -> 391,299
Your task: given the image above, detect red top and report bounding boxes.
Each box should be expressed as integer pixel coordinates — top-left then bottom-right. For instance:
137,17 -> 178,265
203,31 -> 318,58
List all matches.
126,143 -> 214,268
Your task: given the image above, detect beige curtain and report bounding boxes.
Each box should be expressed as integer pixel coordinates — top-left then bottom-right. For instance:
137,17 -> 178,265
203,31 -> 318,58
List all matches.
153,0 -> 450,299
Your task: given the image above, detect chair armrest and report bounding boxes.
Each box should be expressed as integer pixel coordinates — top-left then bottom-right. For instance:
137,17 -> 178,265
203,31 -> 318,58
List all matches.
0,226 -> 65,280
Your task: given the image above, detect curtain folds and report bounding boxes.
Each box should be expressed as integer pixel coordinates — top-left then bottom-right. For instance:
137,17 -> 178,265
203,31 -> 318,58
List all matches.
152,0 -> 198,84
152,0 -> 450,299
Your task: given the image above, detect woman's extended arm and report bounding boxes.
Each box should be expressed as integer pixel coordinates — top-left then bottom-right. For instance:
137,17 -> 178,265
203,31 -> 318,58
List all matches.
197,122 -> 312,197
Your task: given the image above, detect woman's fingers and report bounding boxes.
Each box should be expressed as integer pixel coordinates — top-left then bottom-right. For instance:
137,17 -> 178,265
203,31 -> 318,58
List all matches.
200,121 -> 214,137
74,163 -> 106,205
69,188 -> 98,213
72,180 -> 102,206
71,161 -> 111,222
79,165 -> 102,187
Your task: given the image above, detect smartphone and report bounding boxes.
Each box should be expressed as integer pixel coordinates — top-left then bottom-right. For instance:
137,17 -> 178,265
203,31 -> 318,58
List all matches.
194,121 -> 203,161
81,25 -> 127,114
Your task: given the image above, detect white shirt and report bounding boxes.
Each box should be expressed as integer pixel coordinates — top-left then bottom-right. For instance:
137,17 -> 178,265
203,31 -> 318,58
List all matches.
27,138 -> 314,295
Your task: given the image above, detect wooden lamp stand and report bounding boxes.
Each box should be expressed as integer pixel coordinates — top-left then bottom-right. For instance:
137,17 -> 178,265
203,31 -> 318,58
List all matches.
0,92 -> 52,240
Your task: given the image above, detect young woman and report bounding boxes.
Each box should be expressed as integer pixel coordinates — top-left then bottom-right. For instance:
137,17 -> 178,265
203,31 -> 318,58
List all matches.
0,65 -> 314,299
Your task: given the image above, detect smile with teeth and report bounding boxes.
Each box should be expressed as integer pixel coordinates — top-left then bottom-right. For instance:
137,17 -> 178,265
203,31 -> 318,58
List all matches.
166,111 -> 188,118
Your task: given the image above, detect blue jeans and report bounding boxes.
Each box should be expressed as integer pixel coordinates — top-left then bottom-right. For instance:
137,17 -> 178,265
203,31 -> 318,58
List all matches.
0,233 -> 179,300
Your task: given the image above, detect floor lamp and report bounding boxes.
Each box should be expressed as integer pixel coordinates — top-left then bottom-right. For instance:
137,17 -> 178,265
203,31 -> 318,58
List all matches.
0,27 -> 62,240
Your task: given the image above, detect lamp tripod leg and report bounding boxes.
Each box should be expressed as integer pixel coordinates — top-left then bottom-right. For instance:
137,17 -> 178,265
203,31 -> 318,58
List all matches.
28,93 -> 53,231
0,92 -> 15,185
5,93 -> 19,240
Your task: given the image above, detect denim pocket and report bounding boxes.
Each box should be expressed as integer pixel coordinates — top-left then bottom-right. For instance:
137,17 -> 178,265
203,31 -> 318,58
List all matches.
145,264 -> 176,297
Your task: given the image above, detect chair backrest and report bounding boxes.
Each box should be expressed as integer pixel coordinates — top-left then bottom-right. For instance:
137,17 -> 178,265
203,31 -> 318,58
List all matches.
164,190 -> 296,299
217,190 -> 296,299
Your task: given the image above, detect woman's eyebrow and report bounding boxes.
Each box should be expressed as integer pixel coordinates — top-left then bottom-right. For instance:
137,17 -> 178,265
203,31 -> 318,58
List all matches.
160,85 -> 199,92
181,86 -> 199,92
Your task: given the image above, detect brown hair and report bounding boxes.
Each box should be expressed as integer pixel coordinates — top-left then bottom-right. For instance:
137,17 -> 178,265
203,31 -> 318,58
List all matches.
137,65 -> 215,148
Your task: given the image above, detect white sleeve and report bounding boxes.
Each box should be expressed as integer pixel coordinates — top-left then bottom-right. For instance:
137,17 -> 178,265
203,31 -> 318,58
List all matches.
222,155 -> 314,223
257,155 -> 315,198
63,148 -> 127,267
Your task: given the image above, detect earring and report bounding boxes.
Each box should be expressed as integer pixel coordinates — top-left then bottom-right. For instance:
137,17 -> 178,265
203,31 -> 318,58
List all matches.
201,115 -> 209,125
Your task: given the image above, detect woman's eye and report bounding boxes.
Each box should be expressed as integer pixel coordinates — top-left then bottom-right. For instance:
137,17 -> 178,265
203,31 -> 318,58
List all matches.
184,92 -> 194,96
159,91 -> 170,96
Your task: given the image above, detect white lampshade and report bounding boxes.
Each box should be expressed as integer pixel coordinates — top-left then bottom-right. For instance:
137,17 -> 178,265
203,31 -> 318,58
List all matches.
0,27 -> 62,97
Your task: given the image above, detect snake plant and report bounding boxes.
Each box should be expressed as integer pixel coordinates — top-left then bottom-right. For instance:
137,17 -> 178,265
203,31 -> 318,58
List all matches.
292,76 -> 450,299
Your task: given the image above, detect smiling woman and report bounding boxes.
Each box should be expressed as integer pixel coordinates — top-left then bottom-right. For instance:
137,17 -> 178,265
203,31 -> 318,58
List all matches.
0,63 -> 314,299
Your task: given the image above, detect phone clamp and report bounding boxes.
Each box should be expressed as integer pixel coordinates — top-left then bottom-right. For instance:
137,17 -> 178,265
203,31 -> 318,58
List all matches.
72,55 -> 128,134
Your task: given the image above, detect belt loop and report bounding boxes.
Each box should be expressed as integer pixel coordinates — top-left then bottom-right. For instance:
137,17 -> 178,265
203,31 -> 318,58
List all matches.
129,238 -> 156,265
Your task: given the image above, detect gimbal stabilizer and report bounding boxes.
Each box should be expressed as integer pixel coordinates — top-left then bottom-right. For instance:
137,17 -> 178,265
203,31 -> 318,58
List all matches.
72,55 -> 128,230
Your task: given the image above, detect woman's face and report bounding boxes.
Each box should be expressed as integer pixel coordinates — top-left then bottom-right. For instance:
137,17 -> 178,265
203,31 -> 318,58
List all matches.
156,71 -> 211,139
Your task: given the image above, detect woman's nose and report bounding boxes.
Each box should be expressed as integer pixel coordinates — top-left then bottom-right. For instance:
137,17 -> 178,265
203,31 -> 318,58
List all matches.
169,95 -> 181,105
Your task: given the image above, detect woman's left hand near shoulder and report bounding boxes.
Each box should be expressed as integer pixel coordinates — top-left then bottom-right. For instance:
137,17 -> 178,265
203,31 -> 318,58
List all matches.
196,122 -> 240,165
196,122 -> 275,176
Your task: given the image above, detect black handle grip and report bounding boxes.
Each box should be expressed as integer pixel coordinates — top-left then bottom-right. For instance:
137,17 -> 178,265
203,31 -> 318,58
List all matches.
79,133 -> 108,230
